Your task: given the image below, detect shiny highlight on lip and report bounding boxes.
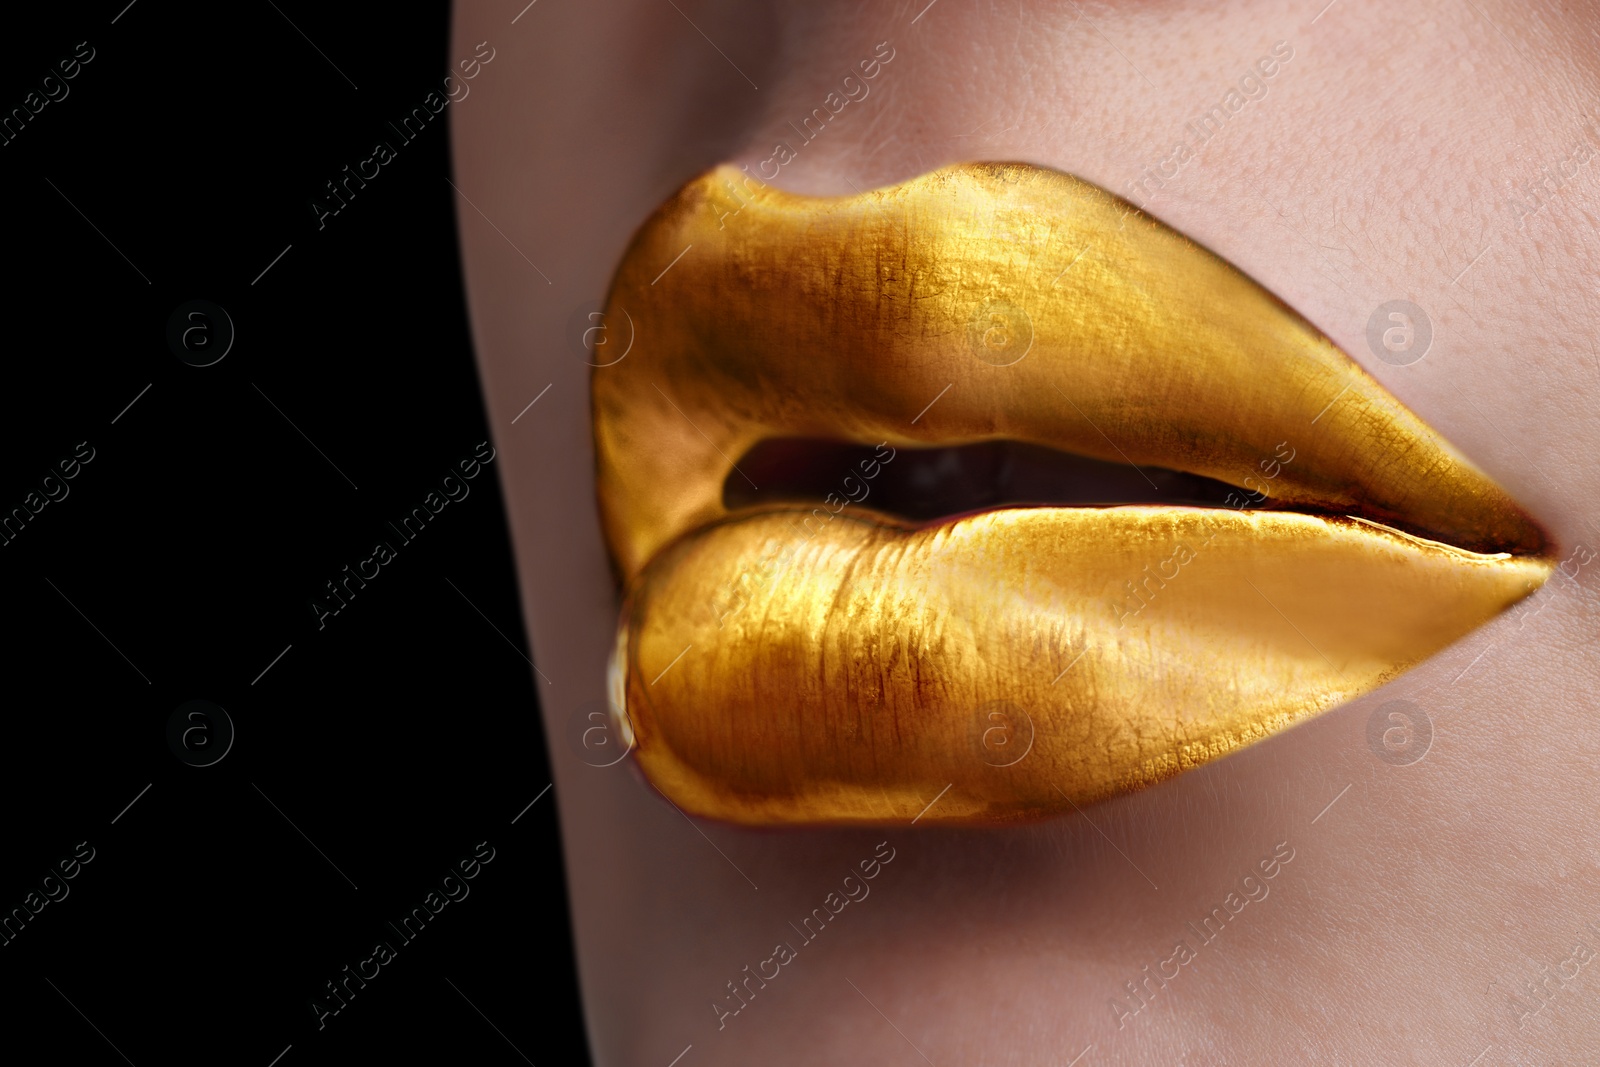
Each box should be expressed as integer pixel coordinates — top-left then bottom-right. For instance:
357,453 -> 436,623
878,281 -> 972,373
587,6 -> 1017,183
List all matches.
592,162 -> 1550,825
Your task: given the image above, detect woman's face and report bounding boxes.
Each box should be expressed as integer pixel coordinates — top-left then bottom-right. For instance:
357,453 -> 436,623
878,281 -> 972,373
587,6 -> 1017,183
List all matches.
452,1 -> 1600,1061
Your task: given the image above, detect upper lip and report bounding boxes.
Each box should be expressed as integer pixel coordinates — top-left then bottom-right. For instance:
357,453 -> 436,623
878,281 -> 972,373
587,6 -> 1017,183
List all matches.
591,161 -> 1551,825
595,161 -> 1544,579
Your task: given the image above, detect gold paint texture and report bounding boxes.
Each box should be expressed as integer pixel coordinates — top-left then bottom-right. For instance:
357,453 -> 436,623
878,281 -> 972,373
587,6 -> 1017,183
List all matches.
592,163 -> 1550,825
624,510 -> 1547,824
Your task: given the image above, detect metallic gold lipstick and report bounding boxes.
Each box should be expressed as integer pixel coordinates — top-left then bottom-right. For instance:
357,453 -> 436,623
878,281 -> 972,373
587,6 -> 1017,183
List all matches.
592,163 -> 1551,825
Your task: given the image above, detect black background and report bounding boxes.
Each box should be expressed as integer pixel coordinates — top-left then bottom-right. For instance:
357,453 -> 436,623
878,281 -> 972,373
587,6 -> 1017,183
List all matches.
0,2 -> 589,1063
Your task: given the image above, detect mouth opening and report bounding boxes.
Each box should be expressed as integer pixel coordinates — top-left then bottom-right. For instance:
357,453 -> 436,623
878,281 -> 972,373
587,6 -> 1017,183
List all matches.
723,437 -> 1264,525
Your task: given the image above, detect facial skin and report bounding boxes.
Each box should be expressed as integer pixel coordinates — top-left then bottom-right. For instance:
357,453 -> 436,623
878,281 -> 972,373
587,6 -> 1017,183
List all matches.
452,1 -> 1600,1062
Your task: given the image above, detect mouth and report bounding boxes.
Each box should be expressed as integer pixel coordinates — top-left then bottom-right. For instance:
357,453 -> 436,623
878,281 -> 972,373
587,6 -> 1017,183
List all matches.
591,162 -> 1551,826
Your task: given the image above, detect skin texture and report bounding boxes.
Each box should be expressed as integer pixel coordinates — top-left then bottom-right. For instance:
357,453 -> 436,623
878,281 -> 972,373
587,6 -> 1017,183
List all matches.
452,0 -> 1600,1062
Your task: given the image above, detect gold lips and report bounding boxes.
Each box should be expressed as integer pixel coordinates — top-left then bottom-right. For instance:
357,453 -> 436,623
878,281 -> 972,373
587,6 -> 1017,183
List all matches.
592,163 -> 1551,825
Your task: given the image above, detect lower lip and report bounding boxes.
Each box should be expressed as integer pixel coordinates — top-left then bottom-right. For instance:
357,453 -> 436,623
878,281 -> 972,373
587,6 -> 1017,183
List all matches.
615,505 -> 1549,825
